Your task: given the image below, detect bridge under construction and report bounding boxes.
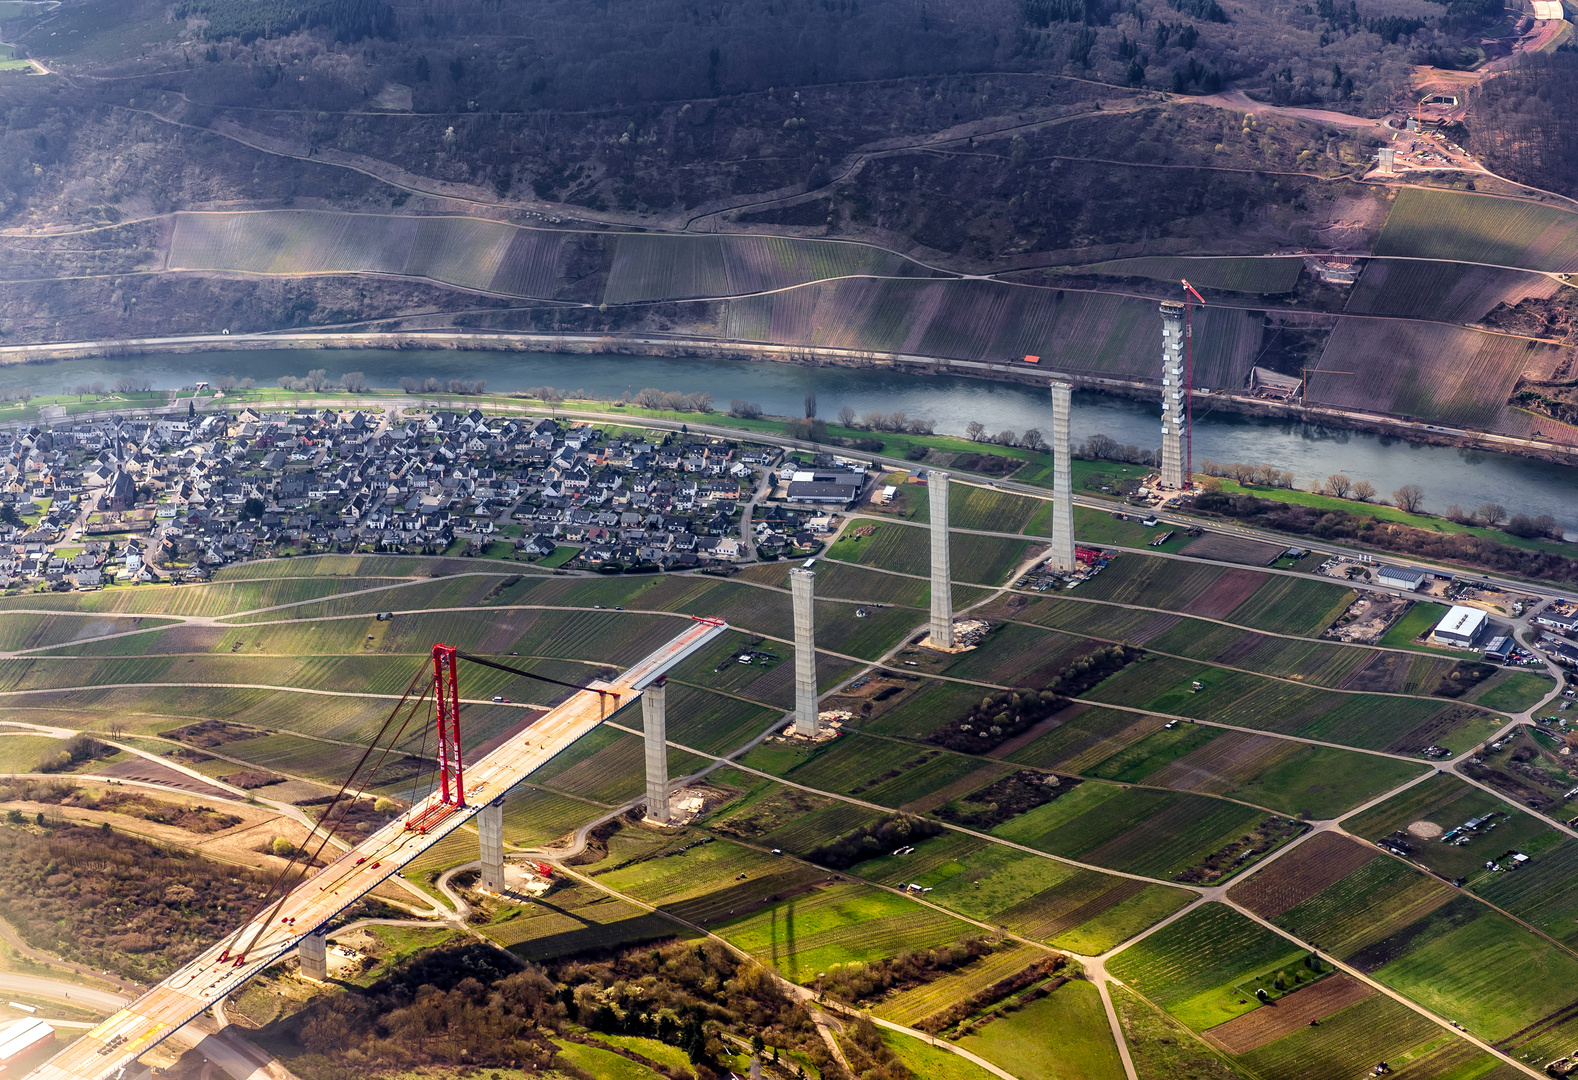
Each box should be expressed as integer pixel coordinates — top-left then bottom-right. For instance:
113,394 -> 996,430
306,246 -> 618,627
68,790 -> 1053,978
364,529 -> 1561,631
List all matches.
25,617 -> 730,1080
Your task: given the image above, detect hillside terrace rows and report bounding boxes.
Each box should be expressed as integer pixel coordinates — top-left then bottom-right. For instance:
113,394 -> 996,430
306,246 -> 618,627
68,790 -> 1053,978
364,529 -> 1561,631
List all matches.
0,406 -> 843,589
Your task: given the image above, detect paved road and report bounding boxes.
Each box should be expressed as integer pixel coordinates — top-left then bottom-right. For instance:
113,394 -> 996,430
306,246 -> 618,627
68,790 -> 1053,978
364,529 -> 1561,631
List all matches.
0,974 -> 128,1014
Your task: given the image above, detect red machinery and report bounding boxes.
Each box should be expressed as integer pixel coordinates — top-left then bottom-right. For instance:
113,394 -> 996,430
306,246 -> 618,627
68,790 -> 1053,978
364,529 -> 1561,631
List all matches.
406,643 -> 466,834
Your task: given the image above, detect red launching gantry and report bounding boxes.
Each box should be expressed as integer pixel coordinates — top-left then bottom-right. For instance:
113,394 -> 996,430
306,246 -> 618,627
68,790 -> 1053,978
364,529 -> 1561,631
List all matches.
406,643 -> 467,834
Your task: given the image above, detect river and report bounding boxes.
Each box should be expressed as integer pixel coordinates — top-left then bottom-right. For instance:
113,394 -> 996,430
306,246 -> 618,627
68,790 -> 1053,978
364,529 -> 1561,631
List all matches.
13,347 -> 1578,532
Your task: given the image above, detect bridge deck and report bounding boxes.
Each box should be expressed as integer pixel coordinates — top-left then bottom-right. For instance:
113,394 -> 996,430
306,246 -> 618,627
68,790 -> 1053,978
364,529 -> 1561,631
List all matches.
26,618 -> 729,1080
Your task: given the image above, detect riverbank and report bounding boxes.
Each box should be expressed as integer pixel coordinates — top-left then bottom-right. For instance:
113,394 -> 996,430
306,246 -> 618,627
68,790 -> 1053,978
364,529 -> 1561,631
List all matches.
2,327 -> 1575,469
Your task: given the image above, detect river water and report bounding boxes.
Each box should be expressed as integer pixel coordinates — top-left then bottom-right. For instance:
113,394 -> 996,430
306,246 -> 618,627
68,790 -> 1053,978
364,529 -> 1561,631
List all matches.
13,347 -> 1578,531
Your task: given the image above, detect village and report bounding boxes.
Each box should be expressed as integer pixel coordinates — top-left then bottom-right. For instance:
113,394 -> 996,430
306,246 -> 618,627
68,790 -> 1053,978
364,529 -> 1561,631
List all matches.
0,405 -> 873,588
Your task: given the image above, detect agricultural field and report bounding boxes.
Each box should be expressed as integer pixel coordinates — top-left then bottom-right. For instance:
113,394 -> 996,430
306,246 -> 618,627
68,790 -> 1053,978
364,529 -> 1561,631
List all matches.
1229,828 -> 1578,1042
1230,994 -> 1503,1080
754,731 -> 987,810
855,829 -> 1192,953
940,622 -> 1095,687
955,980 -> 1127,1080
715,881 -> 978,983
1086,656 -> 1500,753
1076,255 -> 1303,293
1344,259 -> 1557,324
725,277 -> 1262,384
0,577 -> 408,618
168,211 -> 601,298
1468,669 -> 1556,711
602,232 -> 927,304
827,518 -> 1031,586
1306,318 -> 1567,431
1345,773 -> 1566,886
879,1030 -> 1000,1080
499,787 -> 604,848
1056,505 -> 1192,552
989,779 -> 1295,881
0,732 -> 68,773
871,943 -> 1043,1024
855,679 -> 991,740
945,483 -> 1043,533
1382,602 -> 1455,649
1097,727 -> 1427,818
1373,188 -> 1578,273
1004,705 -> 1167,773
1108,903 -> 1310,1030
483,880 -> 696,960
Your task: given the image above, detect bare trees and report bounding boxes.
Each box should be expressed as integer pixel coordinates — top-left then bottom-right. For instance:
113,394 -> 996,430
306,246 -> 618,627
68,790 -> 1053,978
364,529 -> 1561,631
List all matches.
964,421 -> 986,442
1351,481 -> 1376,503
1477,503 -> 1507,527
634,388 -> 713,412
1392,484 -> 1426,514
804,390 -> 817,419
1198,460 -> 1294,487
855,411 -> 935,434
728,400 -> 763,418
340,371 -> 368,393
1021,428 -> 1046,451
837,405 -> 856,427
1322,474 -> 1352,499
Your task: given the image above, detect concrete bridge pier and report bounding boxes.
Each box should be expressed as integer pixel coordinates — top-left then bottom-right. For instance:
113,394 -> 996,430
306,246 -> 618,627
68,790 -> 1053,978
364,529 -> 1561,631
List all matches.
479,798 -> 506,892
930,471 -> 953,648
643,677 -> 670,822
298,929 -> 328,981
790,568 -> 819,736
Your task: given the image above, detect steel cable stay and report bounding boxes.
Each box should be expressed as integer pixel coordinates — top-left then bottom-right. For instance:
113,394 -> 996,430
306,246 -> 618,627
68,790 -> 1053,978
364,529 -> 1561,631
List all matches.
215,663 -> 432,966
204,647 -> 629,966
453,649 -> 623,720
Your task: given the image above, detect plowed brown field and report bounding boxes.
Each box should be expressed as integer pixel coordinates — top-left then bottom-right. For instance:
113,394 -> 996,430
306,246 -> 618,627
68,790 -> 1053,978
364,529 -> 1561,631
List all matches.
1205,973 -> 1375,1053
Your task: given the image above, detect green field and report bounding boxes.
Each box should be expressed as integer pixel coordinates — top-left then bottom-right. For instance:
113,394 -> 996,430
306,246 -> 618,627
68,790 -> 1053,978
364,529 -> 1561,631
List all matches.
1469,669 -> 1555,711
989,780 -> 1285,880
1108,902 -> 1309,1030
956,979 -> 1126,1080
716,882 -> 977,983
1345,774 -> 1566,886
1373,187 -> 1578,273
855,830 -> 1191,954
1092,729 -> 1429,819
1077,255 -> 1305,294
1382,602 -> 1454,650
1376,911 -> 1578,1042
827,518 -> 1030,585
1233,994 -> 1472,1080
879,1029 -> 1001,1080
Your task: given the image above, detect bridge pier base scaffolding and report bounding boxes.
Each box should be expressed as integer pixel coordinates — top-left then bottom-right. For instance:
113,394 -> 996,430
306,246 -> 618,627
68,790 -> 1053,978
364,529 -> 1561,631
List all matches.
478,800 -> 505,892
298,930 -> 327,982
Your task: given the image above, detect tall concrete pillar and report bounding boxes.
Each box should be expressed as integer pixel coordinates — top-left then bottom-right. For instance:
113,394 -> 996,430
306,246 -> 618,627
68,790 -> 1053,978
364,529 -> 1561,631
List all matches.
930,471 -> 953,648
478,799 -> 505,891
1049,383 -> 1077,572
643,678 -> 670,822
298,929 -> 327,981
790,569 -> 819,736
1159,301 -> 1187,490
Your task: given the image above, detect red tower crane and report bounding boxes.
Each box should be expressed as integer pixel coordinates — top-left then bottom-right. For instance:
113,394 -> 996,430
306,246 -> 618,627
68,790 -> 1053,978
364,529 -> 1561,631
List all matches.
1180,279 -> 1205,485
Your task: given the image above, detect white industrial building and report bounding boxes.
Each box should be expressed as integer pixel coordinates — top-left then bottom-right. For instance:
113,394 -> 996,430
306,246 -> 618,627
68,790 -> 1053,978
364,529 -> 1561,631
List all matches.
0,1017 -> 54,1074
1376,565 -> 1428,591
1433,605 -> 1489,649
